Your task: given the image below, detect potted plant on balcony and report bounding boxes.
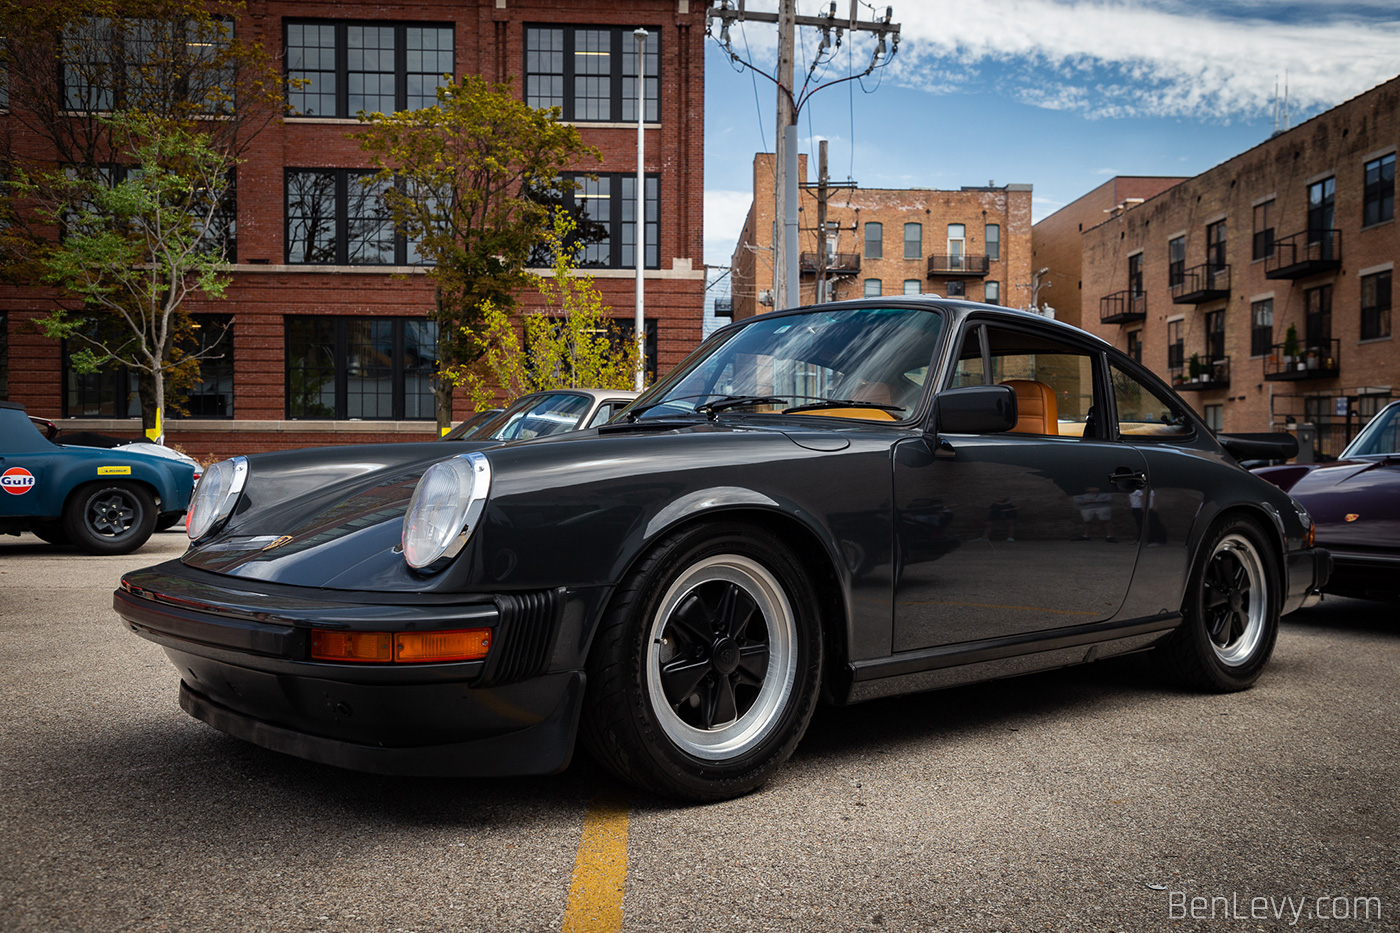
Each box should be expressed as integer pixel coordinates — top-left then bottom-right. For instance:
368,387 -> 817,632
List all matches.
1283,324 -> 1299,366
1189,353 -> 1203,382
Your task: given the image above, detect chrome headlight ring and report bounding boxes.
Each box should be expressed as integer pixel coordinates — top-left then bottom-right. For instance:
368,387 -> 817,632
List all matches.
186,455 -> 249,542
402,451 -> 493,571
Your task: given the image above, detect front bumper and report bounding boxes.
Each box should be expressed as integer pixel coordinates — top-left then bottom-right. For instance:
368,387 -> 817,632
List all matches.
1282,546 -> 1332,615
1319,549 -> 1400,601
114,561 -> 598,777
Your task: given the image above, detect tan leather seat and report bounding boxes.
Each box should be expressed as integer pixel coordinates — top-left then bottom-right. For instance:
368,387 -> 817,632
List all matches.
1001,379 -> 1058,435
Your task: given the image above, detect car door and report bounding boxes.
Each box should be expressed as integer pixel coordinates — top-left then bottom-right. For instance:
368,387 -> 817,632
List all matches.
0,406 -> 57,519
892,321 -> 1147,651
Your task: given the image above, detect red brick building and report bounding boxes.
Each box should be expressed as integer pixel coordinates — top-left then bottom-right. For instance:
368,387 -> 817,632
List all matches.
730,154 -> 1033,319
0,0 -> 707,462
1068,75 -> 1398,455
1031,176 -> 1187,328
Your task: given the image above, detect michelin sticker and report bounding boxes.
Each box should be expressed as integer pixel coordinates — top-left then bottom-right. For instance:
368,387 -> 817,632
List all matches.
1,467 -> 36,495
98,466 -> 132,476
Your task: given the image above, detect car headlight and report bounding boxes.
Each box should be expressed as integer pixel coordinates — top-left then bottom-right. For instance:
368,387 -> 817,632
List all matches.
402,451 -> 492,571
186,456 -> 248,542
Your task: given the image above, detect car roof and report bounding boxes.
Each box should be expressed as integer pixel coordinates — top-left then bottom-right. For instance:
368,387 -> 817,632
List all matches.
519,388 -> 640,403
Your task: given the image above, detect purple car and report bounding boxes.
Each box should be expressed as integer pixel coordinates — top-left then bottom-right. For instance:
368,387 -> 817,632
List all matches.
1255,400 -> 1400,601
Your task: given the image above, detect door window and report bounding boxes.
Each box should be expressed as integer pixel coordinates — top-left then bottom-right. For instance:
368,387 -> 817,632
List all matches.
1111,364 -> 1193,439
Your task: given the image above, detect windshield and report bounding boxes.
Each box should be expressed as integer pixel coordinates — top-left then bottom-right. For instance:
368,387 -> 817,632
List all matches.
485,393 -> 593,441
629,305 -> 945,420
1342,403 -> 1400,457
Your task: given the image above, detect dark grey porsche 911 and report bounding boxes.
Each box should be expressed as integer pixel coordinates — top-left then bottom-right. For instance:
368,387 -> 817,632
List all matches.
114,299 -> 1331,800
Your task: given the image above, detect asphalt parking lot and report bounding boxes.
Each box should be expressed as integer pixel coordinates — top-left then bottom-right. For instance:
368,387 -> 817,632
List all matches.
1,530 -> 1396,933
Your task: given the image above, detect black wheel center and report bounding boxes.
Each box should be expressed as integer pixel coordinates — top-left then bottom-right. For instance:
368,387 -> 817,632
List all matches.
711,637 -> 740,675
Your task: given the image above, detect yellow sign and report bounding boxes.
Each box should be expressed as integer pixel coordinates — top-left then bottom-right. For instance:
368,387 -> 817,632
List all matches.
98,466 -> 132,476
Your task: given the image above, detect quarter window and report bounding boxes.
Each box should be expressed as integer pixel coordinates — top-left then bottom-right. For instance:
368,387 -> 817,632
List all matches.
1111,363 -> 1193,439
285,316 -> 438,419
524,26 -> 658,123
285,21 -> 454,118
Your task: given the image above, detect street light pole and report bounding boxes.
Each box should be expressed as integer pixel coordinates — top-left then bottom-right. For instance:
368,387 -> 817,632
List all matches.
633,28 -> 648,392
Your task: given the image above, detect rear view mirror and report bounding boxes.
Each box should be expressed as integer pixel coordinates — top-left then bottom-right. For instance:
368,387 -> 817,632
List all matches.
935,384 -> 1018,435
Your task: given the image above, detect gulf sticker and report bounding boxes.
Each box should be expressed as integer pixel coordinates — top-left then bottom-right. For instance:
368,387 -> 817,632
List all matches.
98,466 -> 132,476
1,467 -> 36,495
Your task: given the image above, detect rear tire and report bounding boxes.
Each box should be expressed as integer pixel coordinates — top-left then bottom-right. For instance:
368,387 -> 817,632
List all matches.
1160,515 -> 1279,691
581,522 -> 823,801
63,482 -> 157,556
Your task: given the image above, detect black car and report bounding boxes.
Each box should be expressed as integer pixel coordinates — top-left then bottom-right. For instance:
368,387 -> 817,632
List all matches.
114,299 -> 1329,800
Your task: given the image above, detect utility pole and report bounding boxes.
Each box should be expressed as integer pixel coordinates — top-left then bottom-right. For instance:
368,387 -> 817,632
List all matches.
814,139 -> 828,304
708,1 -> 899,312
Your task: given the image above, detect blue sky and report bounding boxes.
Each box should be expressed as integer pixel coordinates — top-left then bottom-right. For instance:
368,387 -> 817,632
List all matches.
702,0 -> 1400,268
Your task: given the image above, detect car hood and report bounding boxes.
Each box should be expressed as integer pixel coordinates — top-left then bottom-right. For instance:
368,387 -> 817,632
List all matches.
1261,456 -> 1400,551
178,420 -> 882,592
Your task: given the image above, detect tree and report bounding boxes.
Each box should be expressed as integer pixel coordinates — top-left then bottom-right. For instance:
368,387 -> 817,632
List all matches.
0,0 -> 284,437
355,74 -> 600,431
21,112 -> 237,444
464,210 -> 642,410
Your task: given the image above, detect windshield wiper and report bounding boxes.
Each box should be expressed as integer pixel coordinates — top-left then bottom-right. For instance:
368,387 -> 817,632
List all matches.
694,395 -> 790,418
783,398 -> 907,415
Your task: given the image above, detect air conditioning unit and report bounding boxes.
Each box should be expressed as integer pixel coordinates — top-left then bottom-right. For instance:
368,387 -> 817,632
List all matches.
758,290 -> 774,306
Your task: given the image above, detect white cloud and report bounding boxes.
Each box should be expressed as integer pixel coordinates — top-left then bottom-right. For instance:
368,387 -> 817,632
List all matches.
704,189 -> 757,267
887,0 -> 1400,120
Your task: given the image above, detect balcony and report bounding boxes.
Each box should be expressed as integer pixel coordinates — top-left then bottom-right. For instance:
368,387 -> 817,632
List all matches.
1171,263 -> 1231,304
1100,290 -> 1147,324
1265,230 -> 1342,279
800,252 -> 860,274
926,254 -> 990,277
1264,338 -> 1341,381
1172,356 -> 1231,392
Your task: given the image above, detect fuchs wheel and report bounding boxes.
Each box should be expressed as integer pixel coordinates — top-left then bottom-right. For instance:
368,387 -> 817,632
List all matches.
582,522 -> 823,801
63,482 -> 157,556
1161,515 -> 1279,692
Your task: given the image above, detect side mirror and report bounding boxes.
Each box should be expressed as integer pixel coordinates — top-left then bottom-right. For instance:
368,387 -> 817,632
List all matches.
935,384 -> 1018,435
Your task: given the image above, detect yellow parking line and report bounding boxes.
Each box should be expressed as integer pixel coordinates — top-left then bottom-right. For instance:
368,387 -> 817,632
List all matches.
562,793 -> 630,933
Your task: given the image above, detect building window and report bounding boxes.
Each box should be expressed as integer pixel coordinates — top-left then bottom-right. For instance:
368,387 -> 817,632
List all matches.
1203,403 -> 1222,432
0,312 -> 8,399
1361,270 -> 1392,340
1251,298 -> 1273,357
62,314 -> 233,418
61,17 -> 234,114
1364,154 -> 1395,227
1305,284 -> 1332,346
864,222 -> 882,259
984,280 -> 1000,305
1128,252 -> 1143,297
1252,200 -> 1274,260
1126,329 -> 1142,363
947,223 -> 965,269
285,316 -> 438,419
903,223 -> 921,260
524,26 -> 658,123
1206,219 -> 1226,268
551,173 -> 659,270
863,278 -> 881,297
1308,177 -> 1335,239
1166,319 -> 1183,370
285,21 -> 455,118
1205,309 -> 1225,362
1168,235 -> 1185,287
947,280 -> 965,298
985,223 -> 1000,262
286,169 -> 415,266
903,279 -> 921,295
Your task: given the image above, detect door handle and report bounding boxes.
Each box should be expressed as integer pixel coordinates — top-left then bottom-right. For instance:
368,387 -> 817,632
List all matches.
1110,468 -> 1147,490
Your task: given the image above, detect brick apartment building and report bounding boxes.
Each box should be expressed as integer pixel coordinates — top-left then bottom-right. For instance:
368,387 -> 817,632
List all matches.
729,153 -> 1033,319
1066,75 -> 1398,455
0,0 -> 707,462
1030,176 -> 1187,328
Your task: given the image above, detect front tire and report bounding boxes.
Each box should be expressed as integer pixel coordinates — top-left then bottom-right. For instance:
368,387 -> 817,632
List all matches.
582,522 -> 823,801
63,482 -> 157,556
1160,515 -> 1279,691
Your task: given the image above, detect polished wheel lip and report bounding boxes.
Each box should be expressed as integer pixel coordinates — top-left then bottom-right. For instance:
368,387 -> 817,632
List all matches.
1205,533 -> 1267,667
645,554 -> 798,761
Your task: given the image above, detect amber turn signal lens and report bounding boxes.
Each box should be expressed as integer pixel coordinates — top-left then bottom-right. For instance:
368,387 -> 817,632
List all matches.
394,628 -> 492,663
1305,522 -> 1316,548
311,630 -> 392,662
